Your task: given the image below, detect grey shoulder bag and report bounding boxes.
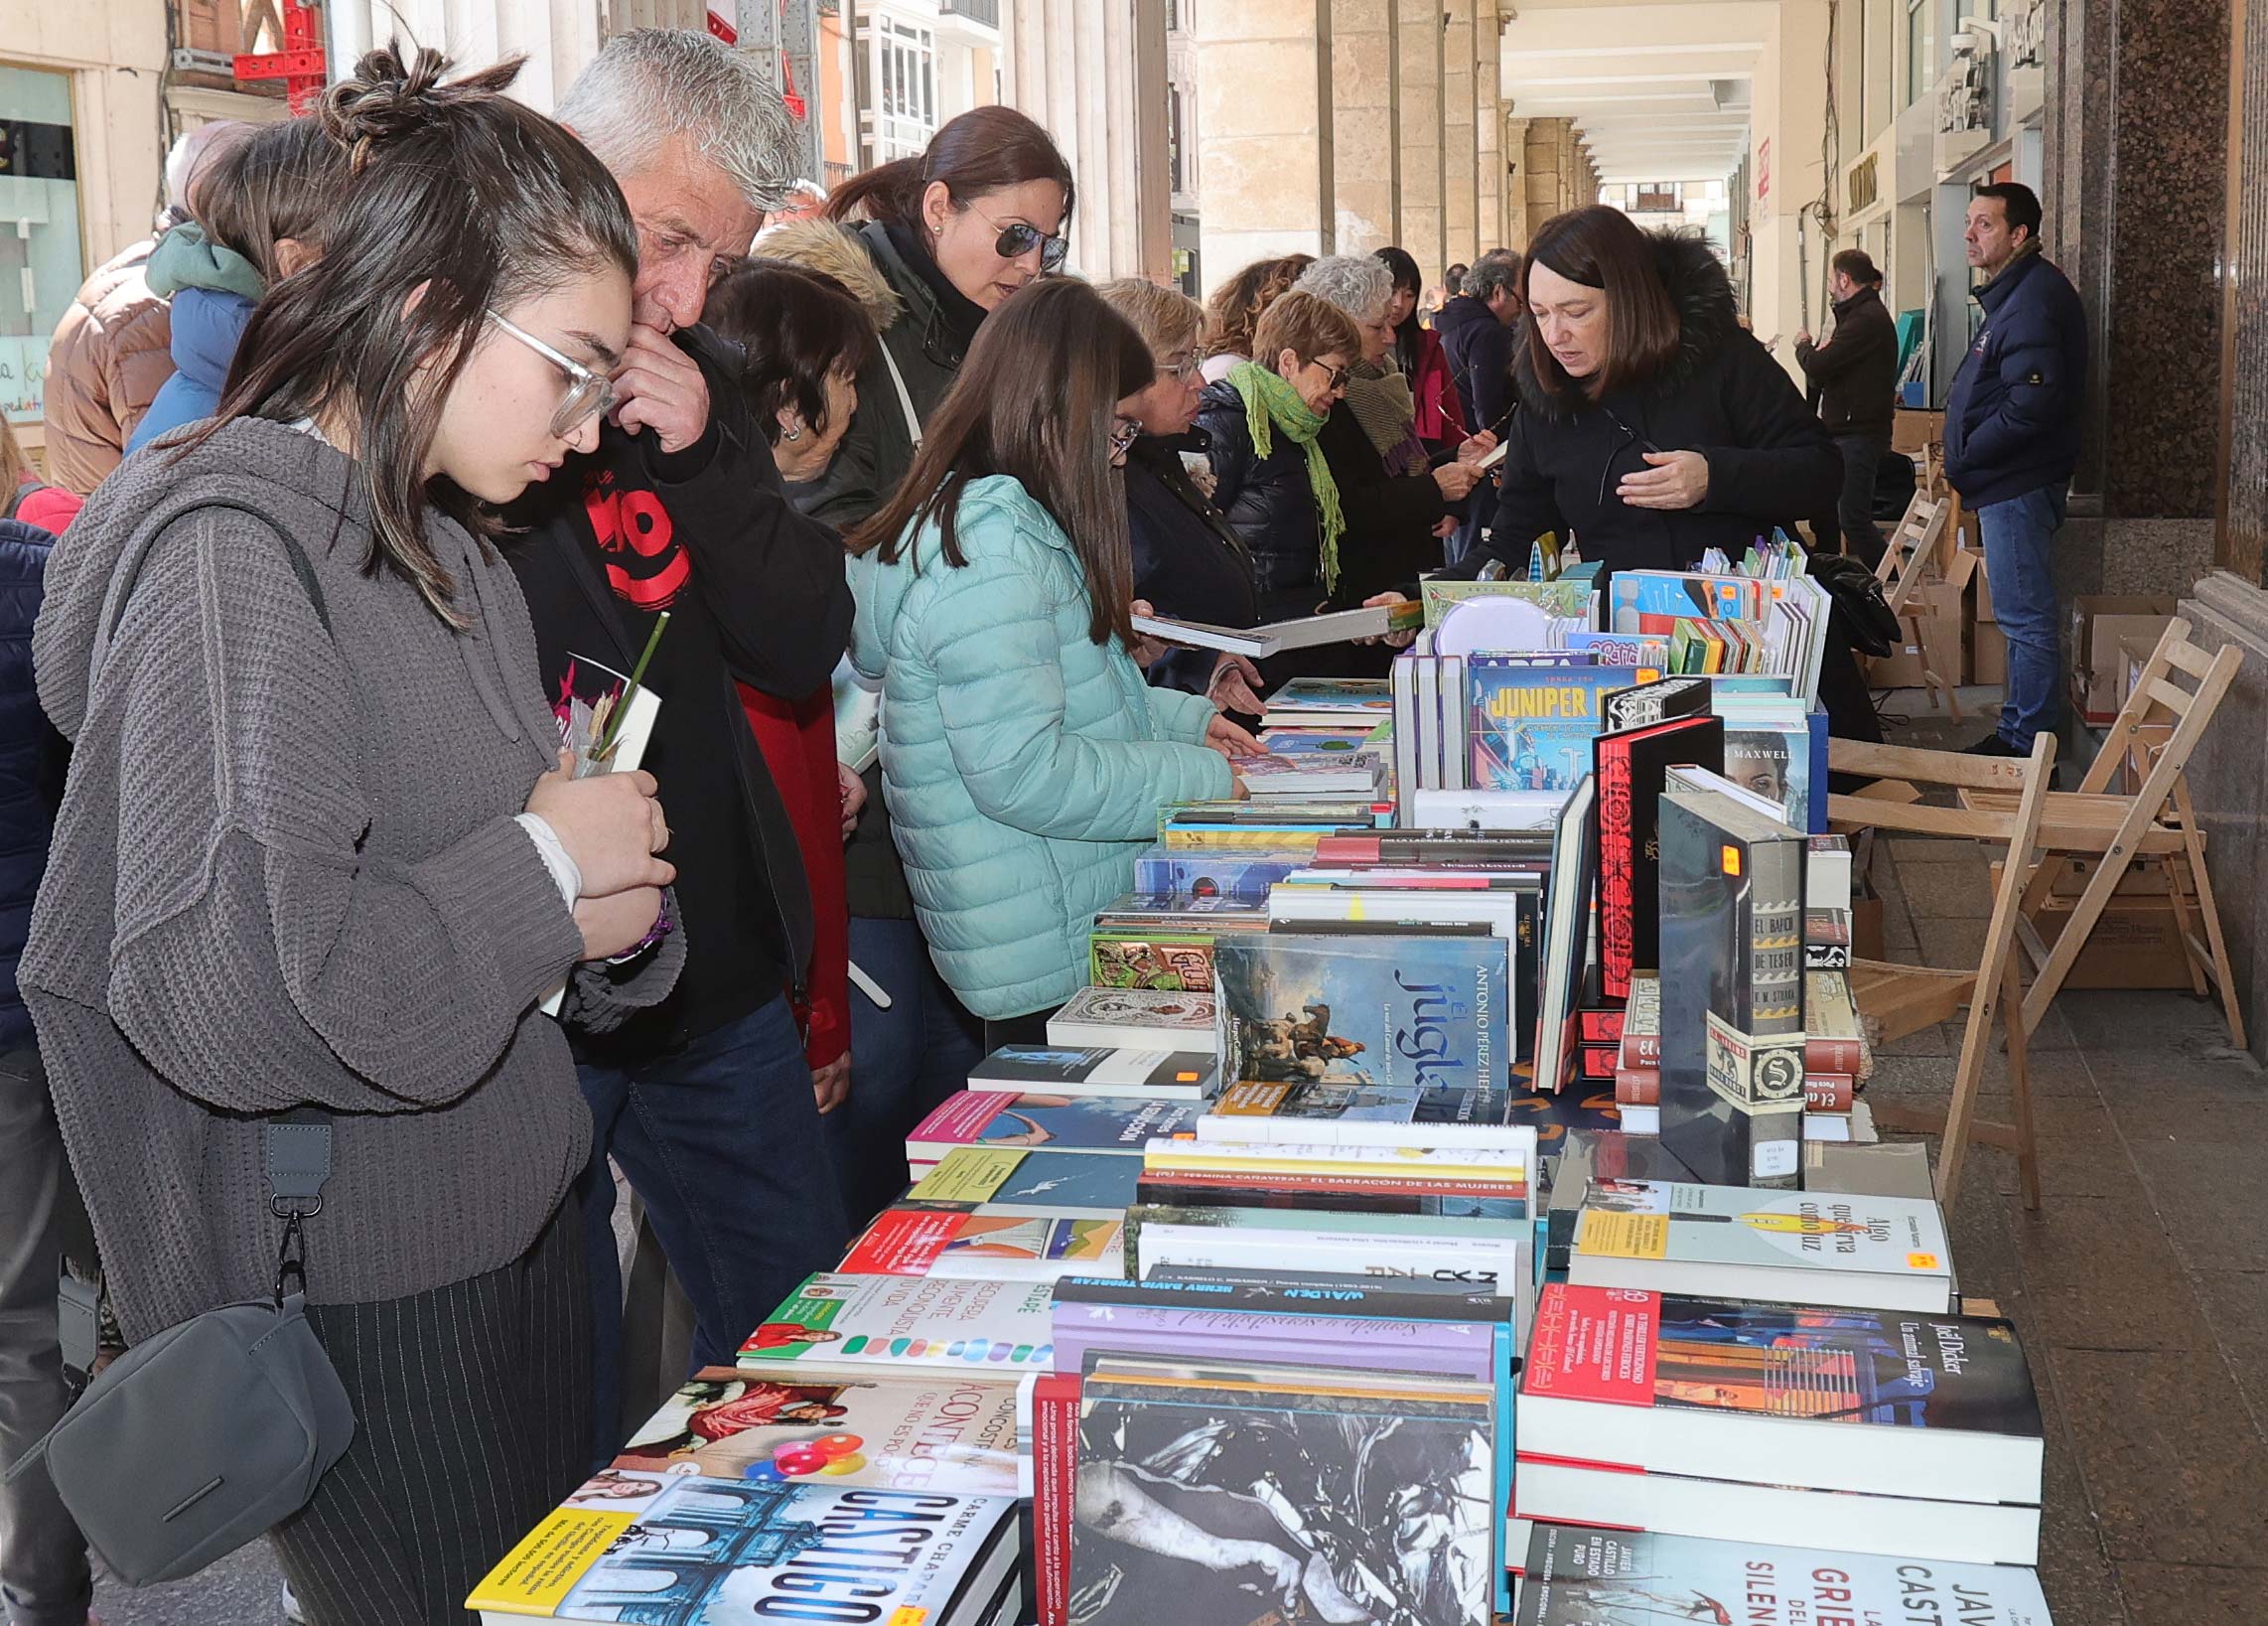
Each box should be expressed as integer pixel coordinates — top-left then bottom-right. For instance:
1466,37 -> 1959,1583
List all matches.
3,510 -> 358,1585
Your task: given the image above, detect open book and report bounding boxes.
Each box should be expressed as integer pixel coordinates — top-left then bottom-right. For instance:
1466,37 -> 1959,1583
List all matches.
1132,598 -> 1423,658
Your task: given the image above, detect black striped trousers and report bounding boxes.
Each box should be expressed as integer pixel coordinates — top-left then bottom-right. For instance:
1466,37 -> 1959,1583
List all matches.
268,1199 -> 592,1625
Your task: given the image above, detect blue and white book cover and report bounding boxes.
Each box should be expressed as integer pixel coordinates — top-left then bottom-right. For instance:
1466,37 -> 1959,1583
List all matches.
1216,934 -> 1510,1095
1468,664 -> 1642,794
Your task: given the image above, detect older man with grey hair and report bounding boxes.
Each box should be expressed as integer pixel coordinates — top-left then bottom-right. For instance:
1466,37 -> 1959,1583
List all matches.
511,28 -> 854,1468
1291,254 -> 1494,604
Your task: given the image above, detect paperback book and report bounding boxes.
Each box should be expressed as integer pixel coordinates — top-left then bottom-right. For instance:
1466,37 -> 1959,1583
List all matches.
1468,664 -> 1640,793
466,1477 -> 1019,1625
614,1367 -> 1022,1496
840,1207 -> 1125,1280
1513,1524 -> 2055,1626
1214,933 -> 1509,1095
738,1273 -> 1058,1375
902,1147 -> 1147,1216
906,1093 -> 1204,1169
1045,985 -> 1219,1051
965,1045 -> 1218,1102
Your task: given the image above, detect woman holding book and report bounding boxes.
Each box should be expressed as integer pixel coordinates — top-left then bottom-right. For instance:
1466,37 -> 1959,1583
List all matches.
1097,278 -> 1265,713
849,280 -> 1252,1045
21,47 -> 681,1620
1459,205 -> 1840,579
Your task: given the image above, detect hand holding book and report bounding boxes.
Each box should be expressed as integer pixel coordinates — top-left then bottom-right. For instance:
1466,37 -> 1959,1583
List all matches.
523,755 -> 674,960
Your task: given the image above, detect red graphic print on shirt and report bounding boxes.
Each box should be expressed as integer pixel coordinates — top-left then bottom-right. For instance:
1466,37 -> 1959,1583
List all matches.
585,467 -> 690,610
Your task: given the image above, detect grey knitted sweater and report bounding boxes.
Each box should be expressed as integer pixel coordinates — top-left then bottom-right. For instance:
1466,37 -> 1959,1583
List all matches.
23,419 -> 676,1340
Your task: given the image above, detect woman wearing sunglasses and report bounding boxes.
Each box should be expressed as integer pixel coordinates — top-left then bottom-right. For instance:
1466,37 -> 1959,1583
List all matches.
803,105 -> 1076,528
847,280 -> 1253,1049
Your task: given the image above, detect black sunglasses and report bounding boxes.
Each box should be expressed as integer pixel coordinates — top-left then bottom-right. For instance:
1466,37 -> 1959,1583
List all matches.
974,205 -> 1069,273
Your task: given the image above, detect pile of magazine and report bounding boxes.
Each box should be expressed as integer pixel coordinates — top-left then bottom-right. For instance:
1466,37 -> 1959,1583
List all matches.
466,575 -> 2057,1626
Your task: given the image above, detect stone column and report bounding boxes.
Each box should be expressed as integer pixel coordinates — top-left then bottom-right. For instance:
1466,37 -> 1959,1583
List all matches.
1003,0 -> 1172,282
1441,0 -> 1478,273
1500,114 -> 1530,249
2042,0 -> 2231,598
1191,0 -> 1335,295
1523,116 -> 1571,242
1396,0 -> 1444,270
1475,0 -> 1504,253
1330,0 -> 1397,253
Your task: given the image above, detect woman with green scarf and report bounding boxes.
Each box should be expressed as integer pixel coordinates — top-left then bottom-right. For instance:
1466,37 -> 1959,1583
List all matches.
1195,290 -> 1363,624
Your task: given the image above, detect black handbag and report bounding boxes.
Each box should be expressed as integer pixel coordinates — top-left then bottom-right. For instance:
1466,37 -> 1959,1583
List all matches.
1806,551 -> 1904,660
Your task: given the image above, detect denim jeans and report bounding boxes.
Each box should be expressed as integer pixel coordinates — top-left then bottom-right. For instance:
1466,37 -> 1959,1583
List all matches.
576,995 -> 848,1463
1977,484 -> 2068,749
0,1048 -> 92,1626
827,916 -> 983,1230
1832,433 -> 1890,567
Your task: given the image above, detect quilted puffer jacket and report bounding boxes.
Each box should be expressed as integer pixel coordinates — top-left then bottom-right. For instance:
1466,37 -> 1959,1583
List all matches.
850,475 -> 1230,1018
42,239 -> 174,495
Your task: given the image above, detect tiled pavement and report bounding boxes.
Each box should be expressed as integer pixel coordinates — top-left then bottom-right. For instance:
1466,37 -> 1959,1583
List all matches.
87,688 -> 2268,1624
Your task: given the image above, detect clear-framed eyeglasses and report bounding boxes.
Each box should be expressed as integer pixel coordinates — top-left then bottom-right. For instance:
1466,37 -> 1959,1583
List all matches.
488,311 -> 617,440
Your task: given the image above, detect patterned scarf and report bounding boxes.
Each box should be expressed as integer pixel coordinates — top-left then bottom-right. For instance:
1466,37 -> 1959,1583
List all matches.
1228,360 -> 1347,592
1342,360 -> 1432,478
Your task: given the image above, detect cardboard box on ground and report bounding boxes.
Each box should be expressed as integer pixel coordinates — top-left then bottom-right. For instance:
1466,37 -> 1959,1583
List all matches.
2068,595 -> 2178,725
1868,551 -> 1976,688
1989,851 -> 2205,989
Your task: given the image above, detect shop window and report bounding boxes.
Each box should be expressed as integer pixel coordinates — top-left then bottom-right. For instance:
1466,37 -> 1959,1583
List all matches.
1906,0 -> 1935,108
0,63 -> 83,424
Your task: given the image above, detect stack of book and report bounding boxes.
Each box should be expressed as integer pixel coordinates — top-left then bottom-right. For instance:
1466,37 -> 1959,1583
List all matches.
1614,969 -> 1872,1142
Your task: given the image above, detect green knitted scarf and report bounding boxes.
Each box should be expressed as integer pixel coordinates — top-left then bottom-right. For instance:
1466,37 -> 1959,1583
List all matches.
1228,359 -> 1347,592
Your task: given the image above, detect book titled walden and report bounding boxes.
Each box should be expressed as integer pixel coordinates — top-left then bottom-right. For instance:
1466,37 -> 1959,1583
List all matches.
1215,935 -> 1508,1096
468,1477 -> 1019,1625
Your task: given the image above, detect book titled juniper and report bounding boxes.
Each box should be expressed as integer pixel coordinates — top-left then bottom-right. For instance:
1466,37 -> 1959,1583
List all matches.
1214,934 -> 1508,1095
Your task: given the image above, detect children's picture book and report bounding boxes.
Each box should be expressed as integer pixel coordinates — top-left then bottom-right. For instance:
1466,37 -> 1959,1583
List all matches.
1215,934 -> 1510,1096
466,1475 -> 1018,1625
1468,665 -> 1641,793
738,1273 -> 1058,1374
613,1367 -> 1023,1496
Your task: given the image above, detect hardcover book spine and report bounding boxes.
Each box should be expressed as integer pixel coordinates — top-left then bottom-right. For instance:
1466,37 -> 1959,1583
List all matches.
1615,1067 -> 1659,1106
1029,1373 -> 1080,1626
1595,739 -> 1637,999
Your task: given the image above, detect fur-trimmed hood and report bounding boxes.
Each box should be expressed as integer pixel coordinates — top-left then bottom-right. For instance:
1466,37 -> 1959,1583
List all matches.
753,217 -> 903,332
1515,229 -> 1740,419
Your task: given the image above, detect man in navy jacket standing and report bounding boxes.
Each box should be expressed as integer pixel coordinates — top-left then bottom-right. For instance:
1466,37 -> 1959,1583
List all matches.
1943,182 -> 2087,755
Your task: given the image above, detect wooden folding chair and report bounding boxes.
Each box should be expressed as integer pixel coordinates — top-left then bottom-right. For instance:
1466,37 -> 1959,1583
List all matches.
1867,494 -> 1965,719
1826,733 -> 2057,1209
1954,618 -> 2245,1047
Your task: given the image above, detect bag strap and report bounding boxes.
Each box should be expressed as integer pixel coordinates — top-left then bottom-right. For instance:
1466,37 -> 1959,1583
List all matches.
878,334 -> 923,450
4,481 -> 37,522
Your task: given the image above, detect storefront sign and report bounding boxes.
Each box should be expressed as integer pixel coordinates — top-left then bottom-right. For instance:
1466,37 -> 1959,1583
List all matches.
1936,40 -> 1993,137
1848,153 -> 1880,214
2007,0 -> 2049,70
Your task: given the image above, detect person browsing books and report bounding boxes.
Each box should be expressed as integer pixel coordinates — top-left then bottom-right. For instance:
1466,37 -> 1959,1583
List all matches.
1449,207 -> 1838,581
849,280 -> 1253,1047
507,29 -> 856,1467
20,47 -> 682,1621
1096,278 -> 1265,714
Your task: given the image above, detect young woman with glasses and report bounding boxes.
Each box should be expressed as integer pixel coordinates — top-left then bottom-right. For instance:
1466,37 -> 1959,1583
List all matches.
846,280 -> 1256,1050
19,47 -> 683,1621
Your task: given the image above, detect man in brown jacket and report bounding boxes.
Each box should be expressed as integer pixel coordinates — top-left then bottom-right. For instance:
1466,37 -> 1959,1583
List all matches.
39,119 -> 247,495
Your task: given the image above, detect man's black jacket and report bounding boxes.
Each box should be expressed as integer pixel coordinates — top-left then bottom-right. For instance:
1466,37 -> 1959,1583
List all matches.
1796,284 -> 1899,439
508,325 -> 852,1050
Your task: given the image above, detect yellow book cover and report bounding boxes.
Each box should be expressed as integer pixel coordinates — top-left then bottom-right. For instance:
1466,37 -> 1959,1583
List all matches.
465,1508 -> 636,1616
904,1146 -> 1025,1206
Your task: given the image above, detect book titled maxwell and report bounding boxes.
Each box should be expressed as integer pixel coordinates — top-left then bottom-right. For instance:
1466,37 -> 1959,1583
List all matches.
1215,934 -> 1509,1094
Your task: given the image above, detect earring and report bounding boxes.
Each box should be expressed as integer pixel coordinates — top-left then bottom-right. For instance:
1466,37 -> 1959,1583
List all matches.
933,224 -> 944,236
783,425 -> 802,441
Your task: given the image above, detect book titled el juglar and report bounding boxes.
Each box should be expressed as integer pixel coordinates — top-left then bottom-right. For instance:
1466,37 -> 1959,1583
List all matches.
1068,1358 -> 1499,1626
1213,933 -> 1509,1096
466,1476 -> 1020,1625
1657,770 -> 1808,1187
1513,1523 -> 2055,1626
1592,713 -> 1724,1000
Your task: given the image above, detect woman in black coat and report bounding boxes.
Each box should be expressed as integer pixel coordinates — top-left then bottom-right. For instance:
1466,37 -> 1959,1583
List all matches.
1101,278 -> 1264,710
1468,207 -> 1840,578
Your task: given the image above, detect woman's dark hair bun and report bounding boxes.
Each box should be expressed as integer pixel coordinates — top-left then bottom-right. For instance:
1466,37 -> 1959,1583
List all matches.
322,45 -> 521,172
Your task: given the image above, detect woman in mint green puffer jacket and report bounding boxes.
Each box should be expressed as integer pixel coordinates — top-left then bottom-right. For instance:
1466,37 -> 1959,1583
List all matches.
848,282 -> 1246,1026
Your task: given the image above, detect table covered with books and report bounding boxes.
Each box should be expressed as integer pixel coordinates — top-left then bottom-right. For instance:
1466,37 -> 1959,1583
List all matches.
466,551 -> 2055,1626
